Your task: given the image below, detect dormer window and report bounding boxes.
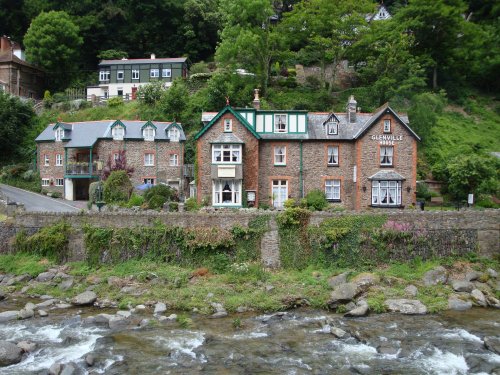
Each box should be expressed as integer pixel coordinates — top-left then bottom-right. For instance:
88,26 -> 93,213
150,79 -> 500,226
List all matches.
55,128 -> 64,141
327,121 -> 338,135
384,119 -> 391,133
168,127 -> 179,142
224,119 -> 232,132
143,126 -> 155,141
112,125 -> 125,140
274,114 -> 287,133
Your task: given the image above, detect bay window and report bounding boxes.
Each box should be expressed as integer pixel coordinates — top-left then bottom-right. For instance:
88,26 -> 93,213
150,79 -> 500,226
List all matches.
371,180 -> 402,206
212,144 -> 241,164
213,179 -> 241,205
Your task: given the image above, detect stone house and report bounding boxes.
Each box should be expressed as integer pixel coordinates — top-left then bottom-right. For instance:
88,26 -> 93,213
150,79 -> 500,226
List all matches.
195,92 -> 419,210
35,120 -> 187,200
86,54 -> 188,100
0,36 -> 45,99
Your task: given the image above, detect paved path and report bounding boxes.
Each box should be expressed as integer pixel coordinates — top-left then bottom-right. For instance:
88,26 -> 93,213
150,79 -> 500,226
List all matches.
0,184 -> 80,213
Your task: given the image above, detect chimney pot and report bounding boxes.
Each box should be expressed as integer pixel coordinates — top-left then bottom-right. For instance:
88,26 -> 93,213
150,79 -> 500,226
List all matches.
151,53 -> 156,60
252,88 -> 261,110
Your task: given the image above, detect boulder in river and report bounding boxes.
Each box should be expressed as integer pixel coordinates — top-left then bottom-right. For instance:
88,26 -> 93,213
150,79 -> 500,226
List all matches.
344,304 -> 369,318
0,340 -> 23,366
327,272 -> 349,289
154,302 -> 167,315
351,273 -> 380,291
451,280 -> 474,293
422,266 -> 448,286
471,289 -> 487,307
18,307 -> 34,320
448,297 -> 472,311
0,310 -> 19,323
328,283 -> 361,308
330,327 -> 347,338
484,336 -> 500,355
384,299 -> 427,315
49,362 -> 62,375
17,340 -> 37,353
71,291 -> 97,306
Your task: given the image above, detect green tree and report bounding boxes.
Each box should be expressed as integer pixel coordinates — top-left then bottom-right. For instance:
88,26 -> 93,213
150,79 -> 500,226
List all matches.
97,49 -> 128,60
137,81 -> 166,105
160,79 -> 189,121
408,92 -> 446,142
0,92 -> 37,163
24,11 -> 83,90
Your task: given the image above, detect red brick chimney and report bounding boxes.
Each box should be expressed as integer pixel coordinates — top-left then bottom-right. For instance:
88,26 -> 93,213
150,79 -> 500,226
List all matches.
0,36 -> 11,53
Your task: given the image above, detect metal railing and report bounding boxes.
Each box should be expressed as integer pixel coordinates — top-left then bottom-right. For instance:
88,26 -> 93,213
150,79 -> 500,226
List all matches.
65,162 -> 99,175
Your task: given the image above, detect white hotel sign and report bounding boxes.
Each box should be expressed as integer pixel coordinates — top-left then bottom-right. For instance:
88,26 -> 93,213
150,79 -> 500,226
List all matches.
371,134 -> 403,146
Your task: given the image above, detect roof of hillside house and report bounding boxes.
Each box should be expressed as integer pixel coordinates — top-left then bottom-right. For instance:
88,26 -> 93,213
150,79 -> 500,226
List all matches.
99,57 -> 187,66
35,120 -> 186,147
0,52 -> 44,71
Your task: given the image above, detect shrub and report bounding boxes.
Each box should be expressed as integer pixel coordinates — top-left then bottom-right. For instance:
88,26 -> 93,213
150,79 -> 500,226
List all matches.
143,184 -> 177,203
22,169 -> 35,181
103,170 -> 132,203
107,96 -> 123,107
416,182 -> 432,201
284,198 -> 296,208
305,75 -> 321,89
185,197 -> 200,211
137,81 -> 165,105
169,201 -> 179,211
127,193 -> 144,207
88,181 -> 104,204
148,194 -> 167,210
305,189 -> 328,211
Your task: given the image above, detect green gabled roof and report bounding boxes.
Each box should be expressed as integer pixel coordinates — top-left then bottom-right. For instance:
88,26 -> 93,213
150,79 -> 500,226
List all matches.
165,121 -> 181,131
110,120 -> 126,129
195,106 -> 261,140
141,120 -> 157,130
52,122 -> 72,131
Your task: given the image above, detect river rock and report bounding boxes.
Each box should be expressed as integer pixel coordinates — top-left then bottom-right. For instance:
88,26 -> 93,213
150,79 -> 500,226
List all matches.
39,310 -> 48,317
328,283 -> 360,308
211,311 -> 228,318
384,299 -> 427,315
36,271 -> 56,282
471,289 -> 487,307
328,272 -> 349,288
465,271 -> 482,282
49,362 -> 62,375
72,291 -> 97,306
0,290 -> 5,301
116,310 -> 131,318
344,304 -> 369,317
55,303 -> 72,309
422,266 -> 448,286
59,278 -> 74,291
451,280 -> 474,293
404,285 -> 418,297
108,316 -> 128,330
377,343 -> 400,356
60,363 -> 76,375
484,336 -> 500,355
85,354 -> 95,366
330,327 -> 347,338
0,311 -> 19,322
135,304 -> 146,311
448,297 -> 472,311
94,313 -> 114,324
486,268 -> 498,279
0,340 -> 23,366
40,295 -> 54,300
18,307 -> 34,319
351,273 -> 380,290
17,340 -> 37,352
154,302 -> 167,315
486,295 -> 500,308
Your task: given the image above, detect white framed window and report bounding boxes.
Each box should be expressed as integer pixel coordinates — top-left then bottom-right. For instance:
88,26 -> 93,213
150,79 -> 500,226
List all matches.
380,146 -> 394,166
384,119 -> 391,133
42,178 -> 50,187
113,153 -> 120,161
112,125 -> 125,140
274,146 -> 286,165
143,126 -> 155,141
132,70 -> 140,80
224,119 -> 232,132
372,180 -> 402,206
212,144 -> 241,164
55,178 -> 64,186
99,70 -> 110,81
144,153 -> 155,166
168,127 -> 179,142
55,154 -> 63,166
327,146 -> 339,166
55,128 -> 64,141
162,68 -> 171,78
274,114 -> 287,133
150,69 -> 159,78
44,155 -> 50,166
213,179 -> 241,206
144,178 -> 155,185
117,88 -> 123,97
169,154 -> 179,166
272,180 -> 288,209
325,179 -> 341,201
117,70 -> 124,80
328,121 -> 338,135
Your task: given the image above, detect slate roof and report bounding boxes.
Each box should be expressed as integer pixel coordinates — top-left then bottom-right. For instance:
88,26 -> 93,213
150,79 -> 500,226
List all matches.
99,57 -> 187,66
35,120 -> 186,148
368,170 -> 406,181
210,133 -> 245,144
0,52 -> 44,71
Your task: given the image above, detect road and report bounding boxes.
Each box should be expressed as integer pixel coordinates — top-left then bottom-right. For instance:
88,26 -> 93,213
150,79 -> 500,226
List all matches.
0,184 -> 80,213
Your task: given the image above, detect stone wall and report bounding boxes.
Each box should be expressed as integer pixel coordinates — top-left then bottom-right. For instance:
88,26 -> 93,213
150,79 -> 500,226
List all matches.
0,209 -> 498,264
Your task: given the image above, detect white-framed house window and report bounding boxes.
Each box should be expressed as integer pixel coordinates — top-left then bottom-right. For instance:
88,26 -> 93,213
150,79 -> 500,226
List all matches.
112,125 -> 125,140
144,153 -> 155,166
327,121 -> 338,135
143,126 -> 155,141
274,114 -> 287,133
213,179 -> 241,206
168,127 -> 179,142
117,70 -> 124,80
162,68 -> 171,77
325,179 -> 341,201
42,178 -> 50,187
274,146 -> 286,166
144,178 -> 155,185
380,146 -> 394,166
372,180 -> 402,206
212,144 -> 241,164
99,70 -> 110,81
55,154 -> 63,166
132,70 -> 140,80
327,146 -> 339,166
44,155 -> 50,166
384,119 -> 391,133
224,119 -> 232,132
113,153 -> 120,161
55,128 -> 64,141
169,154 -> 179,166
272,180 -> 288,209
55,178 -> 64,186
150,69 -> 159,78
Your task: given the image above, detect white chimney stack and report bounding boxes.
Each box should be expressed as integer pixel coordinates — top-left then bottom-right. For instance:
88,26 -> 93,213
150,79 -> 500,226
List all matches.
151,53 -> 156,60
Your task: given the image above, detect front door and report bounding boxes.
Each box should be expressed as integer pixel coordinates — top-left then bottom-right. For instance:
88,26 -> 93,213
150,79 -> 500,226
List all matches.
272,180 -> 288,209
131,87 -> 138,100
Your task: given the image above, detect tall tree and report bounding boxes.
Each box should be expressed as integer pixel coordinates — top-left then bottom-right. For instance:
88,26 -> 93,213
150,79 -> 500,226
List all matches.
24,10 -> 83,91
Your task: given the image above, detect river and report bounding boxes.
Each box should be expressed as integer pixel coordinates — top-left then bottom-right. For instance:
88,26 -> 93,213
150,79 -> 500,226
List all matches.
1,303 -> 499,375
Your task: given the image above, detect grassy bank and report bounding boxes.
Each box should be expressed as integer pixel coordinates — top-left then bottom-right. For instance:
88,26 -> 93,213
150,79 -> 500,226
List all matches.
0,254 -> 498,314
